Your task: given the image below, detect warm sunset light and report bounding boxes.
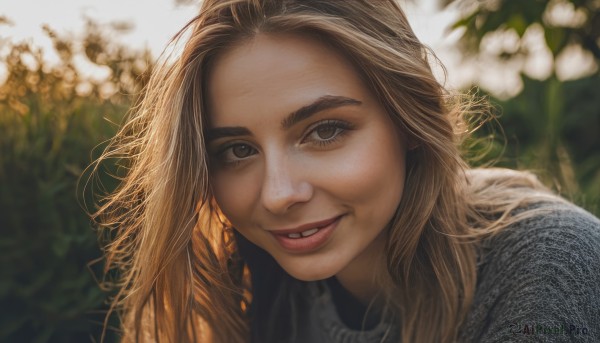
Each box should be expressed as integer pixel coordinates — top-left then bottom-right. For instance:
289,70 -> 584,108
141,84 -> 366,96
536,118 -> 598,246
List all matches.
2,1 -> 598,342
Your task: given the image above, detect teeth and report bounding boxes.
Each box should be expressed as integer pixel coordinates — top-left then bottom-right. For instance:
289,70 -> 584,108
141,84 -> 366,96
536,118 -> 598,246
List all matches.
301,228 -> 319,237
286,228 -> 320,239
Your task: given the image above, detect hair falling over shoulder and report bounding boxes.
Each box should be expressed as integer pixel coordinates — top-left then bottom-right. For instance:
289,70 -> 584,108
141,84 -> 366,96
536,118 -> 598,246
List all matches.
90,0 -> 562,342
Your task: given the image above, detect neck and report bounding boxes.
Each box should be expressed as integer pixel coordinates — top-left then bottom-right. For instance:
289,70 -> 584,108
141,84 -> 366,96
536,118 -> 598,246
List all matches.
334,230 -> 389,307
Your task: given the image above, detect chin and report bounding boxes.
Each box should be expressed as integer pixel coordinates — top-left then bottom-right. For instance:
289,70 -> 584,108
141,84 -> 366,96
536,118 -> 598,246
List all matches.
278,259 -> 340,282
287,271 -> 334,282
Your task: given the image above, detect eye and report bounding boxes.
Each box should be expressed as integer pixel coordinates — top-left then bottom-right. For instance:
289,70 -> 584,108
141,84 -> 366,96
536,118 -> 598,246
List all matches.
231,144 -> 254,158
314,125 -> 338,140
215,142 -> 257,165
302,119 -> 354,146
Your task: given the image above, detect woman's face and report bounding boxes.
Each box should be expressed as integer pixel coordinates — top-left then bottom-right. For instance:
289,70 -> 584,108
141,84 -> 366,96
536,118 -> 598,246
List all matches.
207,33 -> 406,282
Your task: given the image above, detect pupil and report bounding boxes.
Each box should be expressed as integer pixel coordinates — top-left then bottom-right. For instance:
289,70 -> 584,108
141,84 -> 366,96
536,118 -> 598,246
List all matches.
232,144 -> 251,158
316,126 -> 336,139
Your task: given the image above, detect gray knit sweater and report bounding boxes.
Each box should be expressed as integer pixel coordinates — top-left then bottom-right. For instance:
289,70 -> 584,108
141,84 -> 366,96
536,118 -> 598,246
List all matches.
291,202 -> 600,342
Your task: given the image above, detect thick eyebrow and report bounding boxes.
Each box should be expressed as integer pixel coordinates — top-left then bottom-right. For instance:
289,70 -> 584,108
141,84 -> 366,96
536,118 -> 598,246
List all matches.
281,95 -> 362,130
206,126 -> 251,142
206,95 -> 362,142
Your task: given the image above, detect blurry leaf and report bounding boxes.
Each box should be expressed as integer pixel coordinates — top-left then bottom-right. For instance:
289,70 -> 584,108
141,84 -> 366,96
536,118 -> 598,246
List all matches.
447,0 -> 600,212
0,19 -> 147,342
521,0 -> 547,24
51,235 -> 71,258
19,269 -> 54,297
0,316 -> 29,338
32,326 -> 54,343
507,13 -> 528,36
545,27 -> 567,55
451,10 -> 478,30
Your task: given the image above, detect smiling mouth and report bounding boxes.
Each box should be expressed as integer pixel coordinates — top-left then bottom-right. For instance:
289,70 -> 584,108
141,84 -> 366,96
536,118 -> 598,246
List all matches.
269,215 -> 343,252
271,215 -> 341,237
285,227 -> 320,239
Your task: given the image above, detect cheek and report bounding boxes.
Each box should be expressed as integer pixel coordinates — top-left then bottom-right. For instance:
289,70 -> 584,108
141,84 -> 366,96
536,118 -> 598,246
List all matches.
314,132 -> 406,211
211,169 -> 260,226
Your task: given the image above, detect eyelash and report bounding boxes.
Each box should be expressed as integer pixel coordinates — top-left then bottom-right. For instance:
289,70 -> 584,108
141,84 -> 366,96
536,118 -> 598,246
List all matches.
301,119 -> 353,147
214,142 -> 257,167
214,119 -> 354,166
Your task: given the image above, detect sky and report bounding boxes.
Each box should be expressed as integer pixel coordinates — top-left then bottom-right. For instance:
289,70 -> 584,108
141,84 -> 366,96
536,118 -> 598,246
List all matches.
0,0 -> 551,96
1,0 -> 200,58
1,0 -> 454,52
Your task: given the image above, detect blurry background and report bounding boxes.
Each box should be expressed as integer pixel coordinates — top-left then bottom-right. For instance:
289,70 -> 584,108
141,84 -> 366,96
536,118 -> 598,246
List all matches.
1,0 -> 598,341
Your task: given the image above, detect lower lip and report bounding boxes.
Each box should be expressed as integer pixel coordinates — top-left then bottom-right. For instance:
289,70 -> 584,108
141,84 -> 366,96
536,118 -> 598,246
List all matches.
271,216 -> 342,253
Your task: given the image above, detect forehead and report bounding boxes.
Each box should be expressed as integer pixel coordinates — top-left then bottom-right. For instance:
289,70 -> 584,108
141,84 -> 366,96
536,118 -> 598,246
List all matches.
206,33 -> 371,126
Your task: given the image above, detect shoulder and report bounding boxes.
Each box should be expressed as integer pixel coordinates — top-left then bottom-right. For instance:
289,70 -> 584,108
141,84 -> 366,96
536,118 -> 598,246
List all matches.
460,201 -> 600,342
482,201 -> 600,265
486,200 -> 600,253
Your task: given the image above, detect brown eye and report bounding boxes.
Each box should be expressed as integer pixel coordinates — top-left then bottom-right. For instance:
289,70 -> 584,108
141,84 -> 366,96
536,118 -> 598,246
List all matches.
232,144 -> 254,158
315,125 -> 338,139
301,119 -> 353,146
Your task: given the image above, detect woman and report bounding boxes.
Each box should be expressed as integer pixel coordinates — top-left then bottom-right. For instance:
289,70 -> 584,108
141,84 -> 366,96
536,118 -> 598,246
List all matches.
92,0 -> 600,342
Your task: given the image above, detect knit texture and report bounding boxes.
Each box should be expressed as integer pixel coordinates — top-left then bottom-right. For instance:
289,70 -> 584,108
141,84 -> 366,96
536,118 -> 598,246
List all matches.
292,201 -> 600,342
458,202 -> 600,342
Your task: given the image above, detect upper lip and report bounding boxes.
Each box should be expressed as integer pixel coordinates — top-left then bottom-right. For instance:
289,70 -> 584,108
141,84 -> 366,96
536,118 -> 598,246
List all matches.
269,215 -> 342,235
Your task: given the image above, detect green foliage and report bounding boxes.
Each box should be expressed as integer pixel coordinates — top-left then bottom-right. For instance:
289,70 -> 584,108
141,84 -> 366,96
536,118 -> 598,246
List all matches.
448,0 -> 600,216
447,0 -> 600,59
0,21 -> 150,342
471,75 -> 600,214
2,2 -> 599,341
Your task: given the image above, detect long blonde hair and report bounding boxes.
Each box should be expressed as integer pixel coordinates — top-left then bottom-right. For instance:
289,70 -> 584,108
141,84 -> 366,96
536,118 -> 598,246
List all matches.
92,0 -> 562,342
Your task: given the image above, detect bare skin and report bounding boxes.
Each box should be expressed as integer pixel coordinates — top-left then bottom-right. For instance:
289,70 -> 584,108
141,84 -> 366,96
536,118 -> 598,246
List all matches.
207,33 -> 406,304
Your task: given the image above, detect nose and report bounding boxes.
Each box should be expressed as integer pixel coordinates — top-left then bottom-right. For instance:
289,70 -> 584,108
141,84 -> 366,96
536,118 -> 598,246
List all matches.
260,155 -> 313,215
